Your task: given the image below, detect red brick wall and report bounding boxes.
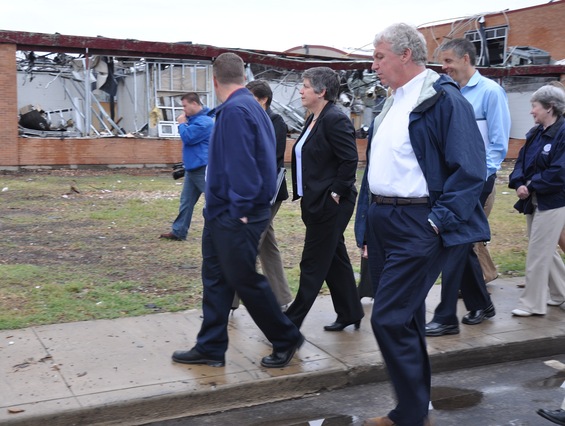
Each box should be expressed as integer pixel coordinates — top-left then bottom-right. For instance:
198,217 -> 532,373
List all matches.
508,138 -> 525,160
0,44 -> 18,167
420,2 -> 565,62
17,138 -> 183,167
14,136 -> 368,168
284,138 -> 368,164
18,136 -> 515,167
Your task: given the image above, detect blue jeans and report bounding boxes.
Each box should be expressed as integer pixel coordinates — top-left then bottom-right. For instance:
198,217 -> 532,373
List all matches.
171,166 -> 206,240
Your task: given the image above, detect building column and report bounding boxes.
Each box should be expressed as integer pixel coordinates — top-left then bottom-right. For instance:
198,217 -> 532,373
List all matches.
0,43 -> 19,167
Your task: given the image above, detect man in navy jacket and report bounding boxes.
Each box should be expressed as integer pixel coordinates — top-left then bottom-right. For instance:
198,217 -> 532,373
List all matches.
171,52 -> 303,369
362,24 -> 489,426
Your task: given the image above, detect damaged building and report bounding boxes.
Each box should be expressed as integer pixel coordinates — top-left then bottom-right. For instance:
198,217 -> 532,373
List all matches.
0,31 -> 381,169
0,0 -> 564,169
17,53 -> 215,139
419,0 -> 565,156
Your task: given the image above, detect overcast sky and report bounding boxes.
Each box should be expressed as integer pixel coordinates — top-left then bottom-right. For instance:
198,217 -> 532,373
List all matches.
0,0 -> 551,52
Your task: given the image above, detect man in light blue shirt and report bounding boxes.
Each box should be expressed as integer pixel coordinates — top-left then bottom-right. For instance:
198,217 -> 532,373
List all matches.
455,62 -> 511,180
426,38 -> 511,337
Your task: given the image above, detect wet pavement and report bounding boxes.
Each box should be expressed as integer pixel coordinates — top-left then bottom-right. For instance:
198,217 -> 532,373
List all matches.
1,277 -> 565,425
154,356 -> 565,425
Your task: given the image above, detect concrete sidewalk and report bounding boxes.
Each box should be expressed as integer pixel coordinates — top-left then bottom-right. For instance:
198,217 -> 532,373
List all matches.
2,277 -> 565,426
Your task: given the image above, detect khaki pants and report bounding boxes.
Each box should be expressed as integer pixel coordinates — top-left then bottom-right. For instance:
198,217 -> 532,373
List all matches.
474,186 -> 498,283
518,206 -> 565,314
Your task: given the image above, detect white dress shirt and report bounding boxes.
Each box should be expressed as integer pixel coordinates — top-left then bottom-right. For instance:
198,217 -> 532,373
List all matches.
368,70 -> 429,197
294,127 -> 311,197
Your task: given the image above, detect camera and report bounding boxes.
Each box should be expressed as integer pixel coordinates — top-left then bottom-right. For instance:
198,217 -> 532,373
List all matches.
172,162 -> 185,180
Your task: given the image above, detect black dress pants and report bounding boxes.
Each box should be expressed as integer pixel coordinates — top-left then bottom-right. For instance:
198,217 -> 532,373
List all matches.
285,196 -> 364,329
196,209 -> 301,358
432,174 -> 495,324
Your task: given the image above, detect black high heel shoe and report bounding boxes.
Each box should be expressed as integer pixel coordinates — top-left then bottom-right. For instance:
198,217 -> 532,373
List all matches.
323,320 -> 361,332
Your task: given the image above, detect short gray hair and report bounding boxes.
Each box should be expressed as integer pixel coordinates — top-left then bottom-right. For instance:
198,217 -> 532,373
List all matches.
531,84 -> 565,117
302,67 -> 340,102
373,23 -> 428,65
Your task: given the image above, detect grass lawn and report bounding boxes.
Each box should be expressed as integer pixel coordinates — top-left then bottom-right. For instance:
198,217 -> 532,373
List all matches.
0,162 -> 552,330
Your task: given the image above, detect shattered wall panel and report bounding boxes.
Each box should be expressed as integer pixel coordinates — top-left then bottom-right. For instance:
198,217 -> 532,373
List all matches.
116,68 -> 149,135
156,65 -> 209,94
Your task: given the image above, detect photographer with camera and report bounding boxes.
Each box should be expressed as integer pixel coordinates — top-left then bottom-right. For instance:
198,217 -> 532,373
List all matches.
160,93 -> 214,241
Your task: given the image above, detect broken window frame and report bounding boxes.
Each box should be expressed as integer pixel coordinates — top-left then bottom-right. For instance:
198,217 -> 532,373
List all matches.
465,25 -> 509,66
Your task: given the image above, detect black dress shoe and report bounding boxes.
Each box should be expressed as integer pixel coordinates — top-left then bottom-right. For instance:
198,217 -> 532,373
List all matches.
425,321 -> 460,337
537,408 -> 565,425
461,303 -> 496,325
172,348 -> 225,367
324,320 -> 361,331
260,334 -> 305,368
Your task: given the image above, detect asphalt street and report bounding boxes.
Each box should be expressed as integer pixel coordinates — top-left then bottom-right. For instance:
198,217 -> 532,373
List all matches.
147,355 -> 565,426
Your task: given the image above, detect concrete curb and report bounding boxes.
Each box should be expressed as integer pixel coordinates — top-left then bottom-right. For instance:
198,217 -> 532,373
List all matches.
5,335 -> 565,426
3,279 -> 564,425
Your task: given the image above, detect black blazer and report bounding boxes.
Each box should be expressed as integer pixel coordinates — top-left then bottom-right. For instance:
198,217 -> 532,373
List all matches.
291,102 -> 358,220
268,108 -> 289,202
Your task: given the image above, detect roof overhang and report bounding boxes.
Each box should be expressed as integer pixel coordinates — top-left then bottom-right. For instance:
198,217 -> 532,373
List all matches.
2,30 -> 564,76
0,30 -> 372,71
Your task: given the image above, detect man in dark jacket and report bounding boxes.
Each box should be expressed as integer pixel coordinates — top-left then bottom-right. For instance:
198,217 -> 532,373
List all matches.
159,92 -> 213,241
361,23 -> 489,426
229,80 -> 292,309
171,53 -> 303,369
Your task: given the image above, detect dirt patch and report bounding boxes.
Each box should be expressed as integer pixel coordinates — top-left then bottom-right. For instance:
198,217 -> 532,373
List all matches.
0,167 -> 331,327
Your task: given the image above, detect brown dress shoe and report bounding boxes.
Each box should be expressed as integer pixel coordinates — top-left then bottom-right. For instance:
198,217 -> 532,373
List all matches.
159,232 -> 183,241
363,417 -> 395,426
364,416 -> 432,426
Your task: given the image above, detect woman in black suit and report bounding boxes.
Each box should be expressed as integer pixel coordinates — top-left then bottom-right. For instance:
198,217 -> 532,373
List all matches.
285,67 -> 364,331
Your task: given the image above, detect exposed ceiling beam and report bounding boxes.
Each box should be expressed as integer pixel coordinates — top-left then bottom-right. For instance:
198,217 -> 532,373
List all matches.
0,30 -> 372,71
1,30 -> 564,76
